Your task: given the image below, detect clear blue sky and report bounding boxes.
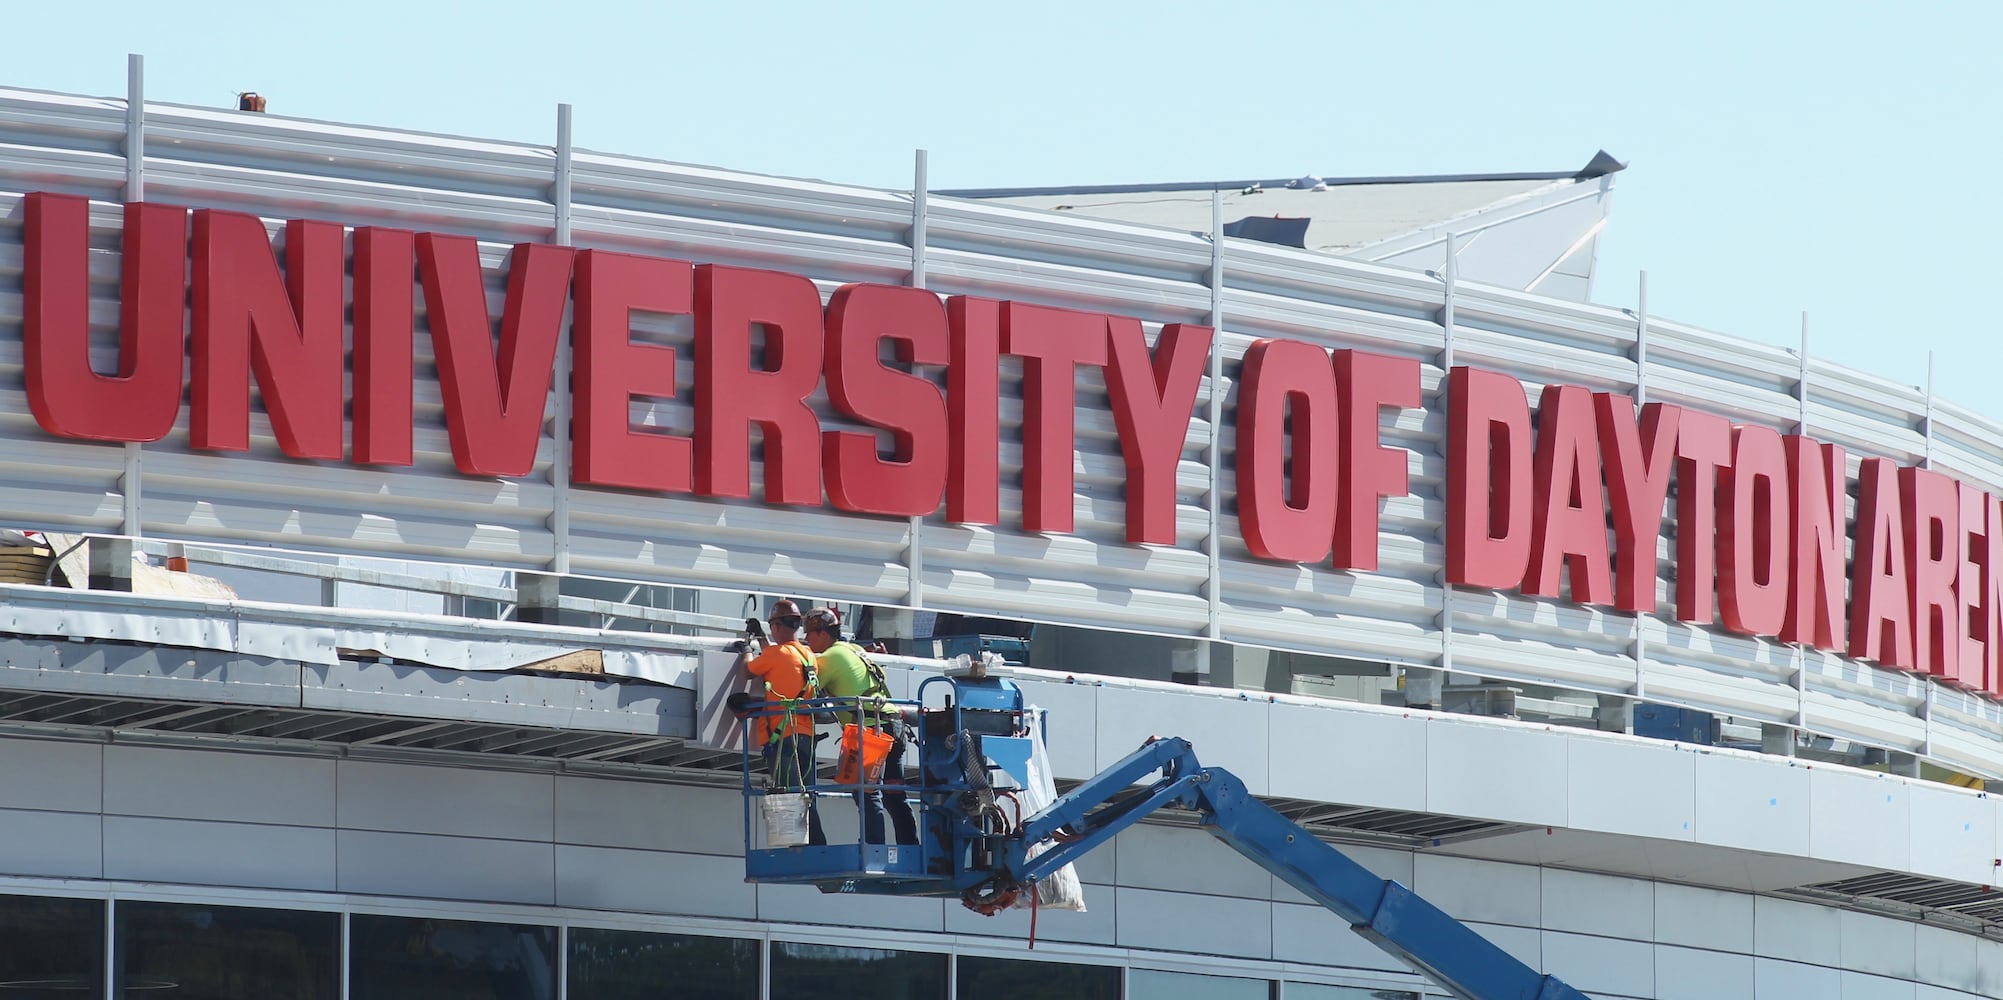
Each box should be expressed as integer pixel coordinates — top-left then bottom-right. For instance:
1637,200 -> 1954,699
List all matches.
9,1 -> 2000,420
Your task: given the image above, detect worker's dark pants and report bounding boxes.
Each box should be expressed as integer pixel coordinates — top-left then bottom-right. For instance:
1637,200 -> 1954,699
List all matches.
864,718 -> 920,846
763,733 -> 827,846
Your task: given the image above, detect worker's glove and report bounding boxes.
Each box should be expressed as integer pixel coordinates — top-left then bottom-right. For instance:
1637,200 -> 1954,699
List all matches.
725,639 -> 750,654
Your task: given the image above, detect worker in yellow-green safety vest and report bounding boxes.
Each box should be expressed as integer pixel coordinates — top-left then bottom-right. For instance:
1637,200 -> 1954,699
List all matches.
745,599 -> 826,846
802,607 -> 917,846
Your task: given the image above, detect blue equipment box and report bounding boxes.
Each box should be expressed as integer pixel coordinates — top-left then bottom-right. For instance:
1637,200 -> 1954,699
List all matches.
1633,703 -> 1718,745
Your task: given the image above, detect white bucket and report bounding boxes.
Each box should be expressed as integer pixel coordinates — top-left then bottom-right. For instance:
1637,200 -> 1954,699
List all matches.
760,793 -> 811,848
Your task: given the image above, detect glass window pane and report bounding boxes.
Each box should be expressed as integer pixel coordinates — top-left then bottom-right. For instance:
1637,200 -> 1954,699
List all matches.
770,941 -> 946,1000
350,914 -> 556,1000
957,955 -> 1119,1000
1128,968 -> 1268,1000
0,893 -> 104,998
567,928 -> 757,1000
116,900 -> 338,1000
1284,985 -> 1417,1000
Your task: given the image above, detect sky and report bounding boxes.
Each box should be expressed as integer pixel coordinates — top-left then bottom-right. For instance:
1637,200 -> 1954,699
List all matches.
7,1 -> 2000,419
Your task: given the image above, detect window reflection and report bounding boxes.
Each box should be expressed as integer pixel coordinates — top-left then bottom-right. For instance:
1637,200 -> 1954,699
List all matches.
116,900 -> 338,1000
350,914 -> 556,1000
771,941 -> 946,1000
1128,968 -> 1269,1000
957,955 -> 1120,1000
0,894 -> 104,999
568,928 -> 757,1000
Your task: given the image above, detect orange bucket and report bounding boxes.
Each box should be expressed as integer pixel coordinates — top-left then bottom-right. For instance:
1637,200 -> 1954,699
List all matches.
836,724 -> 894,785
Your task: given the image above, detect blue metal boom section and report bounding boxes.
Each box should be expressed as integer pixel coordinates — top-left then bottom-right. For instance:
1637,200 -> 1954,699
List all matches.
1007,738 -> 1588,1000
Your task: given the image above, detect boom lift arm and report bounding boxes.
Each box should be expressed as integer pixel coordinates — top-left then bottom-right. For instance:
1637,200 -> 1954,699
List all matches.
741,673 -> 1590,1000
997,737 -> 1589,1000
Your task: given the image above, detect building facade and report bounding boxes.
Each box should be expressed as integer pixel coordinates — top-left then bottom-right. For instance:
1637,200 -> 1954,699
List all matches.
3,67 -> 2003,998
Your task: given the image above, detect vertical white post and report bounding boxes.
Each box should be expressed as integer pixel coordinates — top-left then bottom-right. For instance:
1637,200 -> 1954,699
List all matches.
549,104 -> 575,574
121,54 -> 145,541
905,149 -> 930,610
1205,187 -> 1225,641
1923,350 -> 1935,470
339,911 -> 351,1000
1798,313 -> 1810,433
1438,232 -> 1458,674
1634,270 -> 1648,406
1632,269 -> 1648,698
103,894 -> 115,1000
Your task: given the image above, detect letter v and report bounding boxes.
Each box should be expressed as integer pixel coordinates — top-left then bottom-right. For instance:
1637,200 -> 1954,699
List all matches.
417,236 -> 575,477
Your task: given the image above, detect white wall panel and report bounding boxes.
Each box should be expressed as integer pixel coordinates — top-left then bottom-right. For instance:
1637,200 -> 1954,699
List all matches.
1095,687 -> 1269,795
1542,930 -> 1654,998
1754,895 -> 1843,966
1113,887 -> 1270,959
1425,718 -> 1568,827
1692,752 -> 1809,856
554,776 -> 737,856
0,807 -> 100,877
1010,675 -> 1100,780
1564,734 -> 1695,841
337,759 -> 553,841
103,815 -> 335,891
1268,702 -> 1425,811
1412,854 -> 1540,927
1841,909 -> 1918,981
1651,945 -> 1754,1000
0,738 -> 100,813
1810,768 -> 1912,870
337,829 -> 554,904
1540,868 -> 1653,940
1114,825 -> 1270,901
1913,924 -> 1982,995
1904,782 -> 1998,885
104,745 -> 335,827
1653,883 -> 1752,953
555,845 -> 755,919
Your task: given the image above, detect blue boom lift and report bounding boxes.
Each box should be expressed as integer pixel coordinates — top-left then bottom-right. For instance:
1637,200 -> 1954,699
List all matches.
741,669 -> 1591,1000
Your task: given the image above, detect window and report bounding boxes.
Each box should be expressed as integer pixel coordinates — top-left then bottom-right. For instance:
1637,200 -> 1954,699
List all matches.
957,955 -> 1119,1000
770,942 -> 946,1000
0,893 -> 104,997
1128,969 -> 1269,1000
350,914 -> 556,1000
116,900 -> 338,1000
1283,985 -> 1417,1000
568,928 -> 757,1000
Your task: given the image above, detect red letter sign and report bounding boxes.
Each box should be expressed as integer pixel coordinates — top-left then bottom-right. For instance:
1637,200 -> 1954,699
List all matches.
1333,350 -> 1421,571
24,194 -> 185,443
417,236 -> 576,478
694,265 -> 825,505
353,228 -> 415,466
1903,467 -> 1959,681
1004,303 -> 1109,533
1523,384 -> 1612,604
1783,436 -> 1847,650
191,212 -> 345,459
824,284 -> 951,517
1236,339 -> 1340,564
946,296 -> 1003,525
573,250 -> 695,493
1106,319 -> 1212,545
1718,425 -> 1789,637
1956,483 -> 1995,691
1850,458 -> 1915,668
1673,410 -> 1731,624
1445,367 -> 1531,589
1595,396 -> 1680,613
